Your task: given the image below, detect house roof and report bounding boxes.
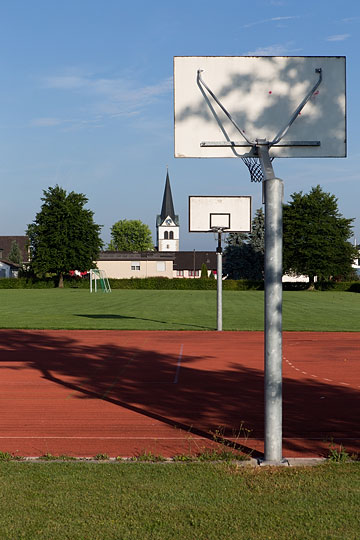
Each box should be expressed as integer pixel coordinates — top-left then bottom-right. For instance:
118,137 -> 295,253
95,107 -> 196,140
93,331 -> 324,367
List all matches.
174,251 -> 217,270
0,236 -> 30,262
0,258 -> 22,269
98,250 -> 218,270
99,251 -> 176,261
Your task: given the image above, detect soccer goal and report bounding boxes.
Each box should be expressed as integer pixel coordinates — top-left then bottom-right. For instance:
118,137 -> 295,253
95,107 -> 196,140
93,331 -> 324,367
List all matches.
90,269 -> 111,293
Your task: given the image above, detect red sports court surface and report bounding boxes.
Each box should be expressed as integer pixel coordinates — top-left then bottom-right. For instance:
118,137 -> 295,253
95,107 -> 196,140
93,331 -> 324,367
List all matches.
0,330 -> 359,458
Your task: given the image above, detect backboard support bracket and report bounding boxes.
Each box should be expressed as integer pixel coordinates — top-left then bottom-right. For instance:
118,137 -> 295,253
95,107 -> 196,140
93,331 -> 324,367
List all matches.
200,140 -> 320,148
197,67 -> 323,153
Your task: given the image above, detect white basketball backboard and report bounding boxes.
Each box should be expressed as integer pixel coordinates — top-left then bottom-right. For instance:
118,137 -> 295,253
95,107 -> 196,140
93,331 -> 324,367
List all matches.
189,196 -> 251,233
174,56 -> 346,158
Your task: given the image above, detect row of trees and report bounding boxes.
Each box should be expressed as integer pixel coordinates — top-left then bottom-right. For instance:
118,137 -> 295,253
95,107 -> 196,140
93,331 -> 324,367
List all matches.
224,186 -> 357,286
25,184 -> 356,287
26,186 -> 154,287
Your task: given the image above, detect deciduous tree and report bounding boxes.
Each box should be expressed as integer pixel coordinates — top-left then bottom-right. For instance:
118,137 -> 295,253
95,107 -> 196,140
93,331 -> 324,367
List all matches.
27,185 -> 102,287
108,219 -> 154,251
283,185 -> 356,288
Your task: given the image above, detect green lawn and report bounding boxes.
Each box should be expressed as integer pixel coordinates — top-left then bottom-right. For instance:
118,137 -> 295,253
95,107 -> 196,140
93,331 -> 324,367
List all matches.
0,462 -> 359,540
0,288 -> 359,331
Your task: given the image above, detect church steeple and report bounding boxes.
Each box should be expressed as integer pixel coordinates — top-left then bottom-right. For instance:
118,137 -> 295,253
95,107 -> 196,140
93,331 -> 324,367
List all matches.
160,170 -> 176,222
156,170 -> 179,252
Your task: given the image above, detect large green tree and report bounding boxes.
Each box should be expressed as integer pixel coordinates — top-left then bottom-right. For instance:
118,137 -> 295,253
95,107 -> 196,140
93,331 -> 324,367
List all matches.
108,219 -> 154,251
223,208 -> 264,280
283,185 -> 356,288
27,185 -> 103,287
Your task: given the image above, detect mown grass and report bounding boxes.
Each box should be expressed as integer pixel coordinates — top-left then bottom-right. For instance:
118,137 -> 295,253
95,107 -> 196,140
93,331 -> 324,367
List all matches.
0,462 -> 359,540
0,288 -> 359,330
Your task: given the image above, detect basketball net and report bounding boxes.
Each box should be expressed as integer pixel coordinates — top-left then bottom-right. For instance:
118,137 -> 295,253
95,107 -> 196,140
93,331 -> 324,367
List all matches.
242,156 -> 274,183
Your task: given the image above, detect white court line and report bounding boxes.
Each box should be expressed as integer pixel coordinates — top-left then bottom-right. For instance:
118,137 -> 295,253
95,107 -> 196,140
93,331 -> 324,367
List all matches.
173,344 -> 184,384
285,357 -> 356,387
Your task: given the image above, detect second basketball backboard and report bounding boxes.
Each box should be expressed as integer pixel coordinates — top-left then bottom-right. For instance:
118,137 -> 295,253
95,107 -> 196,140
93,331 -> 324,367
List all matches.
174,56 -> 346,159
189,196 -> 251,233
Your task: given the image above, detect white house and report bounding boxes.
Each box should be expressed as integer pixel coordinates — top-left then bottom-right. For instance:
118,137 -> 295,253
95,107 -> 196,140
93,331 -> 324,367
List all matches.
0,259 -> 21,278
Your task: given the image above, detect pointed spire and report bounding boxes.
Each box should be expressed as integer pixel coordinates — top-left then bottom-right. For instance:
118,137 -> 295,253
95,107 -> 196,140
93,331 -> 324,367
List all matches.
160,170 -> 176,221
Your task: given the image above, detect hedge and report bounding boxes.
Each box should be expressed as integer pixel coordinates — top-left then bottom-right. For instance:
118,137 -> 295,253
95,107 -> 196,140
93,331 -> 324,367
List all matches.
0,277 -> 88,289
107,278 -> 263,290
0,276 -> 359,292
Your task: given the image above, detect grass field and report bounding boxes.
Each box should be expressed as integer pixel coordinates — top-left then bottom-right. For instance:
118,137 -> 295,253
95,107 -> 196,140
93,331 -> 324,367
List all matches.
1,288 -> 359,331
0,462 -> 359,540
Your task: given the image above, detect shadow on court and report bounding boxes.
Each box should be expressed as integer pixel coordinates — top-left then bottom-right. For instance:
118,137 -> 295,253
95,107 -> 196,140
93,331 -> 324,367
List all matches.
0,330 -> 359,458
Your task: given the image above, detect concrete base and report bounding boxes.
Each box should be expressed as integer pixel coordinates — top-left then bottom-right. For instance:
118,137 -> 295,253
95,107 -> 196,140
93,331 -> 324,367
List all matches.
258,458 -> 290,467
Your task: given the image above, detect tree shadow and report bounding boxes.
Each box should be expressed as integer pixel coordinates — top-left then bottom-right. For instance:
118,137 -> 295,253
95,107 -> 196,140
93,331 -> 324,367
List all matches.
0,330 -> 358,458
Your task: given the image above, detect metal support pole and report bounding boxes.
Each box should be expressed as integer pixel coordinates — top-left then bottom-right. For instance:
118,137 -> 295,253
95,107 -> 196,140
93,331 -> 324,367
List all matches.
258,143 -> 285,464
216,231 -> 223,331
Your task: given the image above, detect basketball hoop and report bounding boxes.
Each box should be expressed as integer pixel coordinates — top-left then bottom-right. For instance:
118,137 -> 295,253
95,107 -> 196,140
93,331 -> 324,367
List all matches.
241,156 -> 274,183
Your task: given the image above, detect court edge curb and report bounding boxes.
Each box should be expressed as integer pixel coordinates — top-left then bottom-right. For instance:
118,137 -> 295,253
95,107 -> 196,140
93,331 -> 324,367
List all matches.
1,457 -> 332,467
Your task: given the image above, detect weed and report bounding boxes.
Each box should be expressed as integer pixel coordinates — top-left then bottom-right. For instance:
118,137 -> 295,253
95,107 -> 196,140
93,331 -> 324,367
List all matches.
130,451 -> 166,462
39,453 -> 56,461
209,424 -> 253,460
172,454 -> 195,462
0,451 -> 13,462
94,453 -> 109,461
327,442 -> 350,463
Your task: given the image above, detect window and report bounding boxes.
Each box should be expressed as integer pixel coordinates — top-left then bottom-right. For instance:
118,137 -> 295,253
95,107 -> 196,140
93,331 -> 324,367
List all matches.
131,262 -> 140,271
169,231 -> 174,239
157,262 -> 165,272
164,231 -> 169,239
188,270 -> 200,277
176,270 -> 184,277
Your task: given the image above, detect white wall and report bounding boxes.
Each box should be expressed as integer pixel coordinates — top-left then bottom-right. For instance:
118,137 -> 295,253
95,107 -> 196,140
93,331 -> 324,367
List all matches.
97,259 -> 173,279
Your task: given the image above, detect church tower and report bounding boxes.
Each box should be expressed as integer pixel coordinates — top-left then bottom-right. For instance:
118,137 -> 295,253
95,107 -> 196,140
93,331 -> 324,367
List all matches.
156,171 -> 179,251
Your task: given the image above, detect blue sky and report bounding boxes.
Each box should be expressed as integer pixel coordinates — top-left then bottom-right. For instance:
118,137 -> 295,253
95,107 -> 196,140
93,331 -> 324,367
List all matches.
1,0 -> 359,251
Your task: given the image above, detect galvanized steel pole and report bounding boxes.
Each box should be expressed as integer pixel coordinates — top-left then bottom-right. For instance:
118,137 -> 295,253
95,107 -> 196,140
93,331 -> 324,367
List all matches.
258,143 -> 284,464
216,231 -> 223,332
